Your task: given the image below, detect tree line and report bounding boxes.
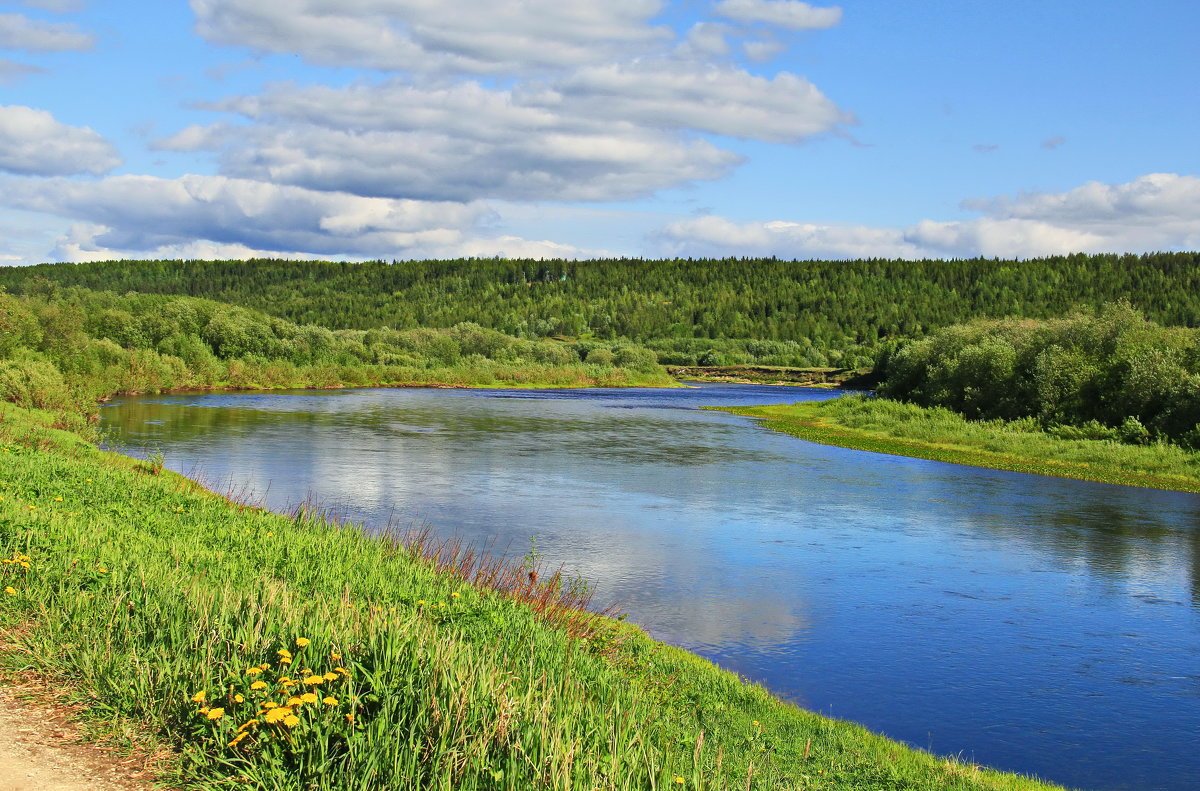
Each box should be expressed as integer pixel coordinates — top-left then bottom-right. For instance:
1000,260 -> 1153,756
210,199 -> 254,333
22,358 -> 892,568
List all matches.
4,253 -> 1200,368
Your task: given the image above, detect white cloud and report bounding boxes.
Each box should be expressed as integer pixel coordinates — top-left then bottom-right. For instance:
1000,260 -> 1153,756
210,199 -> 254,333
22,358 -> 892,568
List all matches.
163,80 -> 746,201
0,105 -> 120,175
0,12 -> 92,51
190,0 -> 670,74
17,1 -> 86,12
714,0 -> 842,30
544,60 -> 846,142
743,39 -> 784,61
658,173 -> 1200,259
0,173 -> 600,261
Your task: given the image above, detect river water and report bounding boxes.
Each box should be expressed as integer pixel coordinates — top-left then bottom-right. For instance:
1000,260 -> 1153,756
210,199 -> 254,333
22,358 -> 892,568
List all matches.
101,384 -> 1200,791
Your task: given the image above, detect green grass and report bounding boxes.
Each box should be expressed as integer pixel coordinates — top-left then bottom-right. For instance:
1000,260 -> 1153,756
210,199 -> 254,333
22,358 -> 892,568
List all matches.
721,396 -> 1200,494
0,401 -> 1061,790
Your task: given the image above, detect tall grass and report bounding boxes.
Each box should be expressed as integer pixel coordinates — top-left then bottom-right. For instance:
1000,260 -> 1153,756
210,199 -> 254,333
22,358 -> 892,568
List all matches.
0,401 -> 1058,790
723,395 -> 1200,493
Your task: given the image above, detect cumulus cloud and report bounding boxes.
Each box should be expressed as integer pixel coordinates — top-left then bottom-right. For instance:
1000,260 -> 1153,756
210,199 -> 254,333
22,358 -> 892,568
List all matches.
657,173 -> 1200,259
158,59 -> 845,201
0,173 -> 600,261
0,105 -> 120,176
714,0 -> 842,30
0,12 -> 92,51
190,0 -> 669,74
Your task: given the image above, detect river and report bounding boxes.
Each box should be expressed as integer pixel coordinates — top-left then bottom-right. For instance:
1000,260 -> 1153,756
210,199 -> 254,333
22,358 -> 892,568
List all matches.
101,384 -> 1200,791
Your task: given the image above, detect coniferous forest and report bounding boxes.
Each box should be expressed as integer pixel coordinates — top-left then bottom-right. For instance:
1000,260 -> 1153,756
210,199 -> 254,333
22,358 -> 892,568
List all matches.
3,253 -> 1199,369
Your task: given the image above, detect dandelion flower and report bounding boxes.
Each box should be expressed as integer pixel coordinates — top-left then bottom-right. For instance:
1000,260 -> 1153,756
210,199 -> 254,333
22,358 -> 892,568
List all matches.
261,702 -> 278,710
322,696 -> 338,706
234,694 -> 245,703
246,667 -> 262,676
283,714 -> 300,728
263,706 -> 292,724
287,696 -> 303,707
192,691 -> 207,704
330,652 -> 342,661
277,648 -> 292,658
206,707 -> 225,721
303,675 -> 323,686
334,667 -> 349,676
228,732 -> 247,748
279,657 -> 292,665
450,592 -> 461,599
54,496 -> 63,502
259,663 -> 269,671
416,599 -> 426,607
4,587 -> 15,596
97,566 -> 108,574
295,637 -> 310,647
323,672 -> 338,682
674,777 -> 685,786
238,719 -> 258,732
345,713 -> 354,724
199,707 -> 210,715
250,680 -> 267,691
300,692 -> 318,705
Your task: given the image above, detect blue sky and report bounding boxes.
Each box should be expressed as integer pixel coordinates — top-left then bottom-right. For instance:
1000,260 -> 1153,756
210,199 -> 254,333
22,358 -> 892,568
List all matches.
1,0 -> 1198,263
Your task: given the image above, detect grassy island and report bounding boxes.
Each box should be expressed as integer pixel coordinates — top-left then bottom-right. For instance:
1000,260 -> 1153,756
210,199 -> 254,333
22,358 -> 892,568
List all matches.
722,396 -> 1200,494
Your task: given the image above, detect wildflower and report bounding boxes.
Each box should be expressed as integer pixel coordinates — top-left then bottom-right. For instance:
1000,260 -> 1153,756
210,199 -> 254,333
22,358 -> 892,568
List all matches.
752,720 -> 761,729
300,692 -> 318,705
53,496 -> 63,502
295,637 -> 310,647
416,599 -> 426,607
4,587 -> 15,596
283,714 -> 300,728
259,663 -> 269,671
303,675 -> 324,686
334,667 -> 349,676
265,531 -> 274,538
199,707 -> 210,715
206,707 -> 225,721
345,713 -> 354,724
192,691 -> 207,704
674,777 -> 685,786
246,667 -> 262,676
261,702 -> 278,710
85,478 -> 92,483
323,672 -> 338,682
279,656 -> 292,665
450,591 -> 461,599
238,719 -> 258,733
277,648 -> 292,658
300,668 -> 312,676
330,652 -> 342,661
287,696 -> 303,707
97,566 -> 108,574
250,681 -> 267,691
174,506 -> 184,514
263,706 -> 292,724
228,732 -> 247,748
322,696 -> 337,706
234,694 -> 245,704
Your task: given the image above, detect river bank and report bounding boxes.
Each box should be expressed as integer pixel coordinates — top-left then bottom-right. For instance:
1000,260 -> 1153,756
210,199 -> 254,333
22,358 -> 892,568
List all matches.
721,395 -> 1200,494
0,399 -> 1061,790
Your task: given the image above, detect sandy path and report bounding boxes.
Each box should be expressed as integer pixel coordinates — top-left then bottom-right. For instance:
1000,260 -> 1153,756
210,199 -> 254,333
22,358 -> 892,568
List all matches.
0,684 -> 161,791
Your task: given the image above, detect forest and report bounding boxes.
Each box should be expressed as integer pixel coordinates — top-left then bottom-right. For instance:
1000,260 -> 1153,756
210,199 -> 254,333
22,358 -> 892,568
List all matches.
0,287 -> 669,435
3,252 -> 1200,368
877,303 -> 1200,448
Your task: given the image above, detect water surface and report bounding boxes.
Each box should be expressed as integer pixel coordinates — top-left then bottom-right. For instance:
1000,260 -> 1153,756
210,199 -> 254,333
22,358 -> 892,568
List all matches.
102,385 -> 1200,791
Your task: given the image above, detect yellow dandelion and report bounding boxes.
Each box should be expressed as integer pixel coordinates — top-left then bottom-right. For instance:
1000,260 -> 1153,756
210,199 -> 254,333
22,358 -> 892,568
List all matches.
279,657 -> 292,665
250,680 -> 267,691
282,680 -> 297,689
199,707 -> 210,715
300,668 -> 312,675
330,652 -> 342,661
450,591 -> 461,599
265,531 -> 274,538
303,675 -> 323,686
345,713 -> 354,724
416,599 -> 426,607
53,496 -> 63,502
673,776 -> 685,786
246,667 -> 262,676
85,478 -> 92,483
323,672 -> 338,682
228,732 -> 247,748
4,587 -> 15,596
752,720 -> 761,729
287,696 -> 303,707
238,719 -> 258,732
234,694 -> 245,704
283,714 -> 300,728
263,706 -> 292,724
192,691 -> 207,704
277,648 -> 292,658
261,701 -> 278,710
334,667 -> 349,676
18,561 -> 28,569
277,676 -> 292,684
322,696 -> 338,706
259,663 -> 269,671
300,692 -> 318,704
97,566 -> 108,574
295,637 -> 310,647
206,707 -> 225,721
175,506 -> 184,513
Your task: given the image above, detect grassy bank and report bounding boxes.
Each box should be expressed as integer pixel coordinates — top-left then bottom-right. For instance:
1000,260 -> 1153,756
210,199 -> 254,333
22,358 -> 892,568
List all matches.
722,396 -> 1200,494
0,401 -> 1059,790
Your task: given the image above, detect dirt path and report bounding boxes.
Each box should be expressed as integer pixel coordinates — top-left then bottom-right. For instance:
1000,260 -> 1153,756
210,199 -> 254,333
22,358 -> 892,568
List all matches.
0,684 -> 161,791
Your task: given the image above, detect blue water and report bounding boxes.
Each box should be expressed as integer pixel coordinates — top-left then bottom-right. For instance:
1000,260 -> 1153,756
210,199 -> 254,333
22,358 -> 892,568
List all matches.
102,384 -> 1200,791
